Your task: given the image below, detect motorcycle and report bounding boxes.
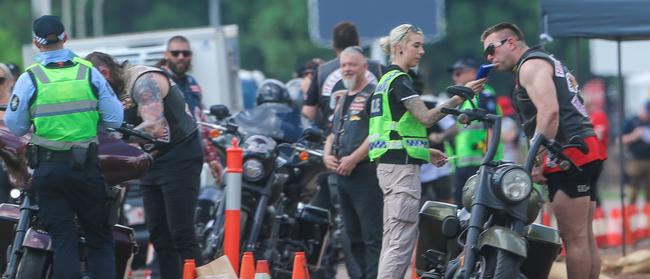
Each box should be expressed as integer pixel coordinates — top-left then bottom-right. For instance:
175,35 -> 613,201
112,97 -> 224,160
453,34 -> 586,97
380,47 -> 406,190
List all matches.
196,104 -> 337,278
0,123 -> 155,279
415,86 -> 581,279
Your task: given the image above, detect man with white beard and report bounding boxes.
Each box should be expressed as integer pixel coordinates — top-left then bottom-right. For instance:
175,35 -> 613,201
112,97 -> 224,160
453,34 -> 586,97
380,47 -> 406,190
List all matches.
323,46 -> 383,279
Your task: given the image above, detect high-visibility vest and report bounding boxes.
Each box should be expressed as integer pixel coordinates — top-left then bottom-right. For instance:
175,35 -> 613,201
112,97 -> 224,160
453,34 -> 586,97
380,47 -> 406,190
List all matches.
368,70 -> 430,162
454,85 -> 503,167
27,57 -> 99,150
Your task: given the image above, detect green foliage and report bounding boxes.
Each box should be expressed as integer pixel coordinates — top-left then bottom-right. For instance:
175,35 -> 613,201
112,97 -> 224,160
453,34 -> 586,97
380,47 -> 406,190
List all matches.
0,0 -> 593,88
0,0 -> 33,68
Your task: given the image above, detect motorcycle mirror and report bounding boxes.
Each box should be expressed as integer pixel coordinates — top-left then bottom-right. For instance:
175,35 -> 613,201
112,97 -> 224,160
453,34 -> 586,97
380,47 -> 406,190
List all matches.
209,104 -> 230,120
445,85 -> 475,107
303,128 -> 324,143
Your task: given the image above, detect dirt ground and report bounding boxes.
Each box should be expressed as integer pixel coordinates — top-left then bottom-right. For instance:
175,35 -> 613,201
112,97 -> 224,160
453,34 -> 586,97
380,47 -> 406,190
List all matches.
547,239 -> 650,279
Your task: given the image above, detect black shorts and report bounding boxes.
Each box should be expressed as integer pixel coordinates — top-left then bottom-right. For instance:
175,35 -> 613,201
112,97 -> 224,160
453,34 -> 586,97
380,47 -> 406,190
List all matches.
545,159 -> 604,202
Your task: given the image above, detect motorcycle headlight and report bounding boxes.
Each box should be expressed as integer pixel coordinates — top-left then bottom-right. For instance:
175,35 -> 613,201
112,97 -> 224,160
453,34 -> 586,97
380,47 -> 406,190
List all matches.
498,167 -> 532,203
243,158 -> 265,182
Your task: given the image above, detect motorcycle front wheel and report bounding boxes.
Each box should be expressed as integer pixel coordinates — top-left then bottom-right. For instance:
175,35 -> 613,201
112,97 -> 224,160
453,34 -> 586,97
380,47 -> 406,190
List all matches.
15,247 -> 52,279
467,247 -> 523,279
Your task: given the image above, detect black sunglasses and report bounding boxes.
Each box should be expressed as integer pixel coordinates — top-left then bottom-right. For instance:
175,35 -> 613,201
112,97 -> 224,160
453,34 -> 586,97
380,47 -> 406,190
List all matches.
169,50 -> 192,57
398,25 -> 422,43
0,77 -> 6,85
483,38 -> 508,58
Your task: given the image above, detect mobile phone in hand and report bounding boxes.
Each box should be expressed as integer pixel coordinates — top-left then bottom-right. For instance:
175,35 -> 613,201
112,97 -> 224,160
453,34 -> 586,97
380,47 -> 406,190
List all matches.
476,64 -> 495,79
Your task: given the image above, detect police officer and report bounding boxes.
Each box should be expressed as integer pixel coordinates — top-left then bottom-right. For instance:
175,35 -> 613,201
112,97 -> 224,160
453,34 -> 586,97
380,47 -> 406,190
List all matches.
370,24 -> 484,279
323,47 -> 382,279
85,51 -> 203,279
481,22 -> 604,279
447,58 -> 503,206
4,15 -> 123,279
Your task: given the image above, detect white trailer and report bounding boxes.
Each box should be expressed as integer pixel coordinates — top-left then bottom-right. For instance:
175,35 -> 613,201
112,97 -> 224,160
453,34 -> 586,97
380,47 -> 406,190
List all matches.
22,25 -> 243,111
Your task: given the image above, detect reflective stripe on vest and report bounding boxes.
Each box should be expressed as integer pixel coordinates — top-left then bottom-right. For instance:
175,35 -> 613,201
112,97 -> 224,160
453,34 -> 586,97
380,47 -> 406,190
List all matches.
368,69 -> 430,162
27,57 -> 99,150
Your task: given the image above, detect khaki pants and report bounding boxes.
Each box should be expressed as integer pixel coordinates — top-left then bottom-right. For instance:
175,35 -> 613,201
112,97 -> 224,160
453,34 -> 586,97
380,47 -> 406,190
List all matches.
376,163 -> 421,279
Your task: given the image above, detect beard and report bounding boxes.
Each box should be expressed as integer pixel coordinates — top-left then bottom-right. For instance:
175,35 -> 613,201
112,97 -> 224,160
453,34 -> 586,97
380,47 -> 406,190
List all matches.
168,60 -> 191,76
342,76 -> 356,90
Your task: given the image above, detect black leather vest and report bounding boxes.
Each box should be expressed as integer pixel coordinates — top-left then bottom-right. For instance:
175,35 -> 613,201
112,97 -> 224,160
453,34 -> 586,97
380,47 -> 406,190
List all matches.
513,48 -> 595,143
330,84 -> 374,158
122,66 -> 197,151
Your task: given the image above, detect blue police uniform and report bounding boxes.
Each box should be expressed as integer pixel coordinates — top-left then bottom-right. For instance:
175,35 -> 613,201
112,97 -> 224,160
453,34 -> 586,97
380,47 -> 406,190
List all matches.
4,48 -> 123,279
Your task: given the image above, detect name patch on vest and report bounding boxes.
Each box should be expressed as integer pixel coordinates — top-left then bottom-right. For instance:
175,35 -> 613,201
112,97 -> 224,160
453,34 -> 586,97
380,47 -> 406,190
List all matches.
370,94 -> 383,118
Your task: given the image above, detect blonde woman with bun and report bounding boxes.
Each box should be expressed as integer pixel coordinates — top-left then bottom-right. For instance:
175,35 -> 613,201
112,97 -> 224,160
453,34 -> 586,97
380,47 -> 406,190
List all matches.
369,24 -> 485,278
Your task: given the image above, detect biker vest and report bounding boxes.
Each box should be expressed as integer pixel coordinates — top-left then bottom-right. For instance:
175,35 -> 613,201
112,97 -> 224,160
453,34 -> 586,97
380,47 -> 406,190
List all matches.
513,48 -> 595,143
121,66 -> 197,149
27,57 -> 99,150
368,70 -> 430,162
455,85 -> 504,167
331,84 -> 375,158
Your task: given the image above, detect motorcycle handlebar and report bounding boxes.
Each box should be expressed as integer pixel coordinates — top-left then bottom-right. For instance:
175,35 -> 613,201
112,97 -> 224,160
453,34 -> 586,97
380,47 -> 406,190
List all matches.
525,133 -> 582,173
108,124 -> 159,144
277,142 -> 323,157
440,107 -> 499,124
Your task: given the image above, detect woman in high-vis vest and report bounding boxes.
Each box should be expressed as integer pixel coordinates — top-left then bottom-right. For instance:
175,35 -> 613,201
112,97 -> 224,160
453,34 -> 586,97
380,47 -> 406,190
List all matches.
368,24 -> 485,279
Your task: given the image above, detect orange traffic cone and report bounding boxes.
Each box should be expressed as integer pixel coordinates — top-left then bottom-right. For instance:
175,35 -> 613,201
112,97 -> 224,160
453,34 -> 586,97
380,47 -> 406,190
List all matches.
607,207 -> 623,247
645,203 -> 650,237
240,252 -> 256,279
592,207 -> 608,247
291,251 -> 310,279
182,259 -> 197,279
624,205 -> 636,245
632,203 -> 648,241
255,260 -> 271,279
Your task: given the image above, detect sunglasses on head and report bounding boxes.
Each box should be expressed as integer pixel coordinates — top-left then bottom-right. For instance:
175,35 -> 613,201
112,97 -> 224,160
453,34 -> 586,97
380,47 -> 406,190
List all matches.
398,25 -> 422,43
483,38 -> 509,58
169,50 -> 192,57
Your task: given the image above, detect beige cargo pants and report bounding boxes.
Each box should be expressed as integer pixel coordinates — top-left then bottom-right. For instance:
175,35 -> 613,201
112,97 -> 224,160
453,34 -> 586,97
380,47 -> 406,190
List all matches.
376,163 -> 421,279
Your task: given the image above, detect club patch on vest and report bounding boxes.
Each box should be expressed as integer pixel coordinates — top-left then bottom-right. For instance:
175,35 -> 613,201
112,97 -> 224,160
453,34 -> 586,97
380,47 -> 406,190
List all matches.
9,95 -> 19,111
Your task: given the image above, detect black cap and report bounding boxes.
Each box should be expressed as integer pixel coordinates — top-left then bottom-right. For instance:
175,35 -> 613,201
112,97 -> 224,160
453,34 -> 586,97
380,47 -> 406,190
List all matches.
447,58 -> 478,72
32,15 -> 65,45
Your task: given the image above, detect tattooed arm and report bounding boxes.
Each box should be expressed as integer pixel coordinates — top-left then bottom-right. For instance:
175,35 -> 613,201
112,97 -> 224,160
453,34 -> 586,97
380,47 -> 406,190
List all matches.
132,72 -> 171,142
404,96 -> 465,127
403,78 -> 487,128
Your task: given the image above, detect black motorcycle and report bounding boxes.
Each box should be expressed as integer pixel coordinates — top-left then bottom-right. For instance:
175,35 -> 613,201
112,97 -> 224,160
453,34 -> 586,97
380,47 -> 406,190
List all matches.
196,104 -> 336,278
415,86 -> 578,279
0,125 -> 155,279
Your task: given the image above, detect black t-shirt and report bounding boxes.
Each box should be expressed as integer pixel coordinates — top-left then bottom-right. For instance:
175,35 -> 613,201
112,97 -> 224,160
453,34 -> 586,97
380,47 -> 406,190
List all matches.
366,65 -> 426,165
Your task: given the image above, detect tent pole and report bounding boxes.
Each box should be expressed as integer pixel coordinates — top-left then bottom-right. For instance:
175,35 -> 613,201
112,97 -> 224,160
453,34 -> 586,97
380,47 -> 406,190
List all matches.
617,38 -> 626,257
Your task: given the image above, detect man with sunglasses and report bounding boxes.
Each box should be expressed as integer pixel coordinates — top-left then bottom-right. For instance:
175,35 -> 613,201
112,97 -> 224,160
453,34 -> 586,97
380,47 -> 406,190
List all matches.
447,58 -> 503,207
157,35 -> 223,184
481,22 -> 603,279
